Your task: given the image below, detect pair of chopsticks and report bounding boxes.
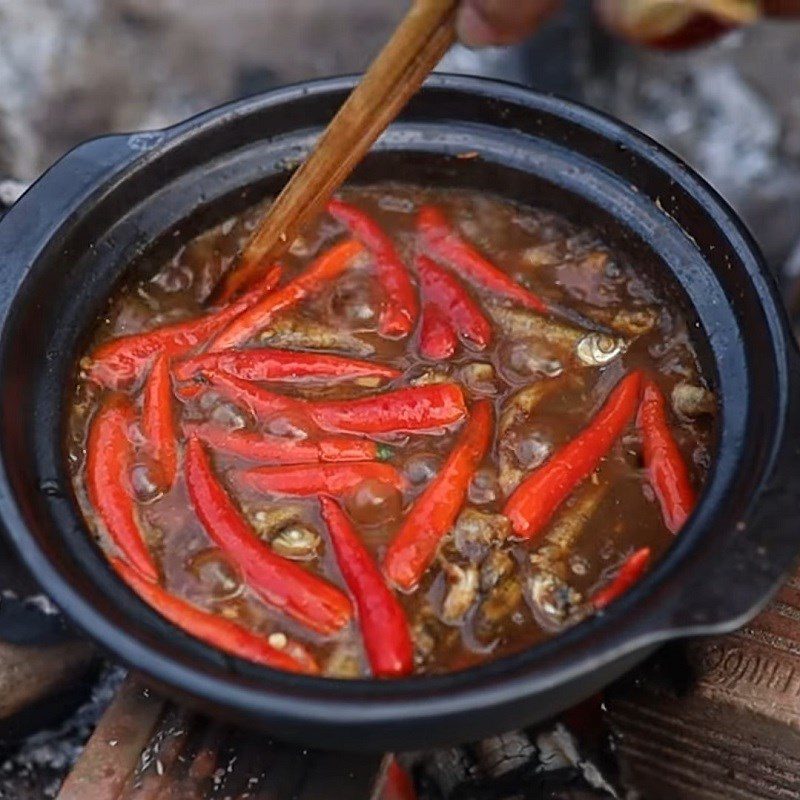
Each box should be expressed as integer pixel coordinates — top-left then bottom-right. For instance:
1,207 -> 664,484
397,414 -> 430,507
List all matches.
236,0 -> 458,277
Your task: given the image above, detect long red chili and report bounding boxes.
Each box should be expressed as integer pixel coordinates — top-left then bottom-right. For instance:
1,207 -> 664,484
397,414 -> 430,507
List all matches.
184,437 -> 352,634
307,383 -> 467,435
186,422 -> 392,464
141,352 -> 178,490
88,264 -> 282,389
384,400 -> 493,591
235,462 -> 405,497
201,370 -> 302,421
173,347 -> 400,384
417,205 -> 548,313
112,558 -> 318,674
637,378 -> 696,534
328,198 -> 418,338
86,395 -> 158,581
211,239 -> 364,351
319,496 -> 413,678
417,254 -> 492,357
419,302 -> 457,360
504,371 -> 643,540
591,547 -> 651,610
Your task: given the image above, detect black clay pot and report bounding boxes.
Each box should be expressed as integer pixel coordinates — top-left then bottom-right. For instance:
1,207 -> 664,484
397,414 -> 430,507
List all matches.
0,76 -> 798,751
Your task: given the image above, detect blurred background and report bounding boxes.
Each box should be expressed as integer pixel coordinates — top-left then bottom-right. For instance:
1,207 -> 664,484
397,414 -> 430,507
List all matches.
1,0 -> 800,276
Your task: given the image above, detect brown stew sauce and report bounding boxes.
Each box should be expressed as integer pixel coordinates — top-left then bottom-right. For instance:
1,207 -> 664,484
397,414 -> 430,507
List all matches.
68,184 -> 715,678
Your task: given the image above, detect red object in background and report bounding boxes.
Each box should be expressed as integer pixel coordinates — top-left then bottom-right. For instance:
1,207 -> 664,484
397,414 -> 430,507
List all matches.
381,758 -> 418,800
593,0 -> 758,49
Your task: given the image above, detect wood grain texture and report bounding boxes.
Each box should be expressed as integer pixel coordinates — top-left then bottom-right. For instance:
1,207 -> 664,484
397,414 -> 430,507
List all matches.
237,0 -> 457,275
606,567 -> 800,800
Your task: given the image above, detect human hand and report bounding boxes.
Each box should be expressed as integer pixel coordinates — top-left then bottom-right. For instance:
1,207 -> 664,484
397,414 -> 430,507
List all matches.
455,0 -> 563,47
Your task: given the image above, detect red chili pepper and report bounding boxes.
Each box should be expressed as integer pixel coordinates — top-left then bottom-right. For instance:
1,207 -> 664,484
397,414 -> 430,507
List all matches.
328,199 -> 418,338
112,558 -> 318,674
591,547 -> 651,610
86,395 -> 158,581
319,496 -> 413,677
88,264 -> 282,389
186,421 -> 392,464
504,371 -> 643,540
419,302 -> 457,360
417,205 -> 548,313
235,462 -> 405,497
173,347 -> 400,384
384,400 -> 493,590
382,758 -> 418,800
201,370 -> 303,421
184,437 -> 352,634
307,383 -> 467,435
197,373 -> 466,437
417,254 -> 492,356
637,378 -> 696,534
211,239 -> 364,351
141,353 -> 178,490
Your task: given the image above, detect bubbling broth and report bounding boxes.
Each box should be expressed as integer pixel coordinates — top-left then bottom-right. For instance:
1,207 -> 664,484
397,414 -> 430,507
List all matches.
68,184 -> 715,678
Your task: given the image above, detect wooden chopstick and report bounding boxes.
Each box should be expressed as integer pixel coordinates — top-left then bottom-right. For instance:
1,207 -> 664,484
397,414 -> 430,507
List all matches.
237,0 -> 458,275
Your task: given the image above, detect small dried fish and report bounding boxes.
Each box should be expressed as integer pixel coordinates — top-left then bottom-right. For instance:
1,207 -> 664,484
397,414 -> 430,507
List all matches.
260,314 -> 374,356
487,301 -> 587,352
530,482 -> 609,579
527,571 -> 583,630
412,604 -> 459,662
453,508 -> 511,561
441,562 -> 480,625
409,369 -> 451,387
672,382 -> 716,419
527,482 -> 609,628
498,382 -> 560,495
248,505 -> 303,539
459,362 -> 497,395
270,525 -> 320,561
480,548 -> 515,593
589,307 -> 659,337
489,302 -> 627,369
575,332 -> 627,367
325,642 -> 362,678
475,574 -> 523,634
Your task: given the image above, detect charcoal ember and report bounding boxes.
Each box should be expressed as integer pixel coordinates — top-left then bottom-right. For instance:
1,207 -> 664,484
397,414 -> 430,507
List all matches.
416,725 -> 617,799
605,569 -> 800,800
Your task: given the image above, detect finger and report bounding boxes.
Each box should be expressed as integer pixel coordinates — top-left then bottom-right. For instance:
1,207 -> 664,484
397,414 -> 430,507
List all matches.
456,0 -> 563,47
